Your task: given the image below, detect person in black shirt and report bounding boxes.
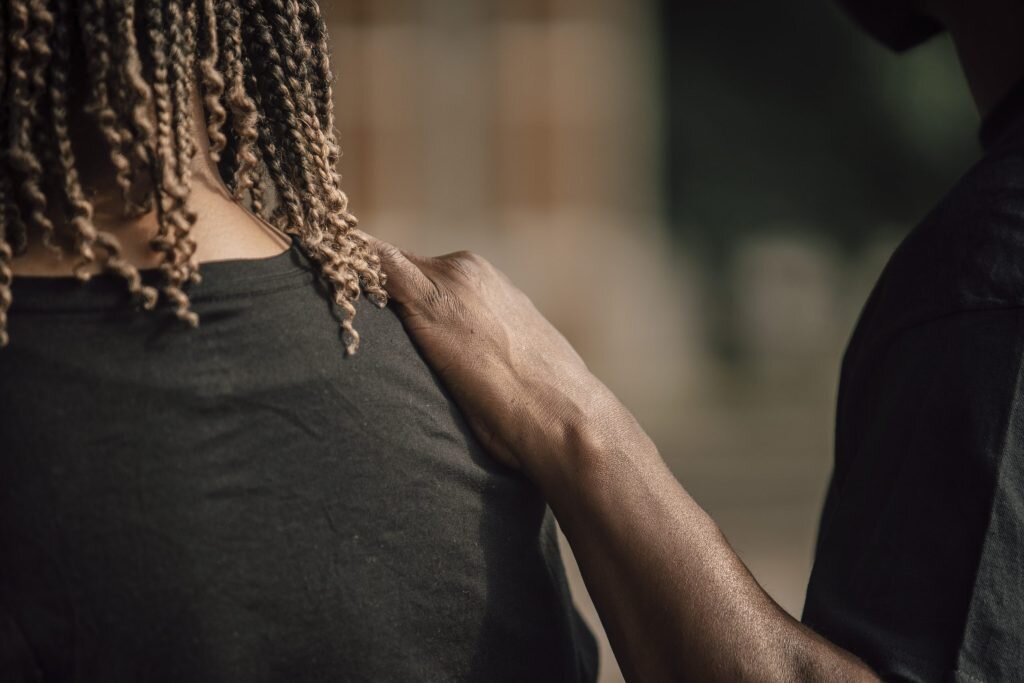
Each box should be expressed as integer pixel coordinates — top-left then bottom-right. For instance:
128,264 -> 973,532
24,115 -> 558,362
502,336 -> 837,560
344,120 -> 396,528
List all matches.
367,0 -> 1024,681
0,2 -> 596,681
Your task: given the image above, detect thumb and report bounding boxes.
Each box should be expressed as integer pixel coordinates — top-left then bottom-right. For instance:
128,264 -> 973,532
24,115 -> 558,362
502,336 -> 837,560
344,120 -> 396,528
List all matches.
357,231 -> 434,308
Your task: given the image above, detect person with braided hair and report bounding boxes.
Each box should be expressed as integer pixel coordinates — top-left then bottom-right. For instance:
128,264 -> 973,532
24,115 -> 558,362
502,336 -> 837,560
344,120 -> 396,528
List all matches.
0,1 -> 598,681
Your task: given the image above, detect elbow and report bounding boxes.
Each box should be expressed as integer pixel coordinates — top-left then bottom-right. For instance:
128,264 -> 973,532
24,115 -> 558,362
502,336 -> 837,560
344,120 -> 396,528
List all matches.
780,637 -> 879,683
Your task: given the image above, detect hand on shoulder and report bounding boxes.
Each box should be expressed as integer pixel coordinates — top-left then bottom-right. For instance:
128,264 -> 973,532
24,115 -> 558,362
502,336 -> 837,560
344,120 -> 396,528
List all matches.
363,232 -> 635,480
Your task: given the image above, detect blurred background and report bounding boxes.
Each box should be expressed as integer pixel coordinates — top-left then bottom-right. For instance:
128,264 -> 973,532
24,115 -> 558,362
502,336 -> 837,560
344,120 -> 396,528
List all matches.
321,1 -> 979,680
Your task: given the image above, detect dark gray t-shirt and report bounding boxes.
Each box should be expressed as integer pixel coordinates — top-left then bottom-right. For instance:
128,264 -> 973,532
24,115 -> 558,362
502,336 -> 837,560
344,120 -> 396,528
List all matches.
803,79 -> 1024,681
0,246 -> 597,682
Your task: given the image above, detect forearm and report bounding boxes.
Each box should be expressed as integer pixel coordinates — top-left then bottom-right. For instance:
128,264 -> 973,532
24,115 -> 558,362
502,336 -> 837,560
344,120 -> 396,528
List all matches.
530,404 -> 877,683
366,239 -> 879,681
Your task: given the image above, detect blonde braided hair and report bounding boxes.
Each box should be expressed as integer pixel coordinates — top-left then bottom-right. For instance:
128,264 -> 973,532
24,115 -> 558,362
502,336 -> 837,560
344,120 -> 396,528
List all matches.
0,0 -> 386,353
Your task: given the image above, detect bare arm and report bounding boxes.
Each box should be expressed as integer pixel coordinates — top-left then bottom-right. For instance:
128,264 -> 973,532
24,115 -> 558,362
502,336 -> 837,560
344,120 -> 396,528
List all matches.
366,236 -> 877,683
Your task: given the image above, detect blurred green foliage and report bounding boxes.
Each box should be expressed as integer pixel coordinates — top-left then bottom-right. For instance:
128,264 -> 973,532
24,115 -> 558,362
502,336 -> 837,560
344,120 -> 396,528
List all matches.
659,0 -> 978,252
658,0 -> 980,361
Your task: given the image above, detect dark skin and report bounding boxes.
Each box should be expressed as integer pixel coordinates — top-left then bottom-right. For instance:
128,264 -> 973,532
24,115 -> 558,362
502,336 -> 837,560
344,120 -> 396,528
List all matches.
365,238 -> 877,683
360,1 -> 1024,680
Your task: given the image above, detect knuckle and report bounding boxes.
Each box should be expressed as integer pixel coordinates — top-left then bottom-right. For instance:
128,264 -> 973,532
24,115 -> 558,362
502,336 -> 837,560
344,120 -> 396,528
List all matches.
449,250 -> 489,272
443,251 -> 496,288
376,247 -> 400,272
380,244 -> 404,262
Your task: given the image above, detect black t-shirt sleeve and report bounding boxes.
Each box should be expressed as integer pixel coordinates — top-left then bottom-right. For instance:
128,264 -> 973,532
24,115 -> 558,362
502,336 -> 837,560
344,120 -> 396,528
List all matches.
803,308 -> 1024,682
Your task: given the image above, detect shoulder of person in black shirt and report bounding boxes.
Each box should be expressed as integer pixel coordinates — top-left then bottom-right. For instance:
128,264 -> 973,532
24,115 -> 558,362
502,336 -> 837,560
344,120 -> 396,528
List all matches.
0,247 -> 598,682
804,79 -> 1024,682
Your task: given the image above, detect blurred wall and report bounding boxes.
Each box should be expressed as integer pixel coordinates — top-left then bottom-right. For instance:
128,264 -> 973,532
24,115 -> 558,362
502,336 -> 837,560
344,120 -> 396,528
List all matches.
319,2 -> 982,681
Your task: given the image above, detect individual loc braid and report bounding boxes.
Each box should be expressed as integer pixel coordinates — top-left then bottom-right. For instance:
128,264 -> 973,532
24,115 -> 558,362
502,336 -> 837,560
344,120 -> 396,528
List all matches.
9,0 -> 58,252
299,0 -> 349,214
142,0 -> 178,253
109,0 -> 156,212
216,0 -> 262,209
237,55 -> 267,217
0,0 -> 386,351
49,0 -> 98,273
102,0 -> 145,215
0,0 -> 10,341
0,0 -> 10,346
169,0 -> 197,185
167,0 -> 201,285
240,40 -> 302,231
143,0 -> 197,326
27,0 -> 59,189
299,0 -> 333,139
0,75 -> 9,345
198,0 -> 227,162
0,240 -> 11,347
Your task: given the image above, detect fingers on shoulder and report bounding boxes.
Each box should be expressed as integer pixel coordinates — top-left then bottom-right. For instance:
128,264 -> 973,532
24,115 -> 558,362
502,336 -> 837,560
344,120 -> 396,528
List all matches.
358,233 -> 502,317
369,237 -> 414,276
358,232 -> 434,306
